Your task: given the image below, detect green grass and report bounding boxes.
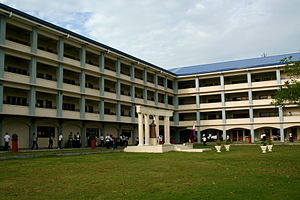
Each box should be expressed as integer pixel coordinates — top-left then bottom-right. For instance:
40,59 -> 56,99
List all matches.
0,145 -> 300,200
0,147 -> 123,157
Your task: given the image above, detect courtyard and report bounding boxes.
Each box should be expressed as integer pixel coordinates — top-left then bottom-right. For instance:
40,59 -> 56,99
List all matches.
0,145 -> 300,200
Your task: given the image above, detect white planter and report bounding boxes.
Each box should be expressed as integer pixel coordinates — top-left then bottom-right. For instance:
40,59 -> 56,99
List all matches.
267,145 -> 273,152
224,144 -> 230,151
215,145 -> 222,153
260,145 -> 267,153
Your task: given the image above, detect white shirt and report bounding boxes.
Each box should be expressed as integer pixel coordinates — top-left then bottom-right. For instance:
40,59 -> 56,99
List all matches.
100,136 -> 104,141
4,135 -> 10,142
59,135 -> 63,141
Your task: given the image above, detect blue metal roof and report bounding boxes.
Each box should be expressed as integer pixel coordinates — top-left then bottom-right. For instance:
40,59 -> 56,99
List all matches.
0,3 -> 176,76
169,52 -> 300,76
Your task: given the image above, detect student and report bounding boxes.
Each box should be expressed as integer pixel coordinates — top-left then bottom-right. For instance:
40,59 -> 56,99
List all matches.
76,132 -> 81,148
58,133 -> 63,149
31,132 -> 39,149
3,132 -> 10,151
48,134 -> 54,149
105,134 -> 111,149
202,134 -> 207,146
99,135 -> 104,147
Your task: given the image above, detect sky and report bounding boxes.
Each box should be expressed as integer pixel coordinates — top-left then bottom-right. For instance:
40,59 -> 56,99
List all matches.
1,0 -> 300,69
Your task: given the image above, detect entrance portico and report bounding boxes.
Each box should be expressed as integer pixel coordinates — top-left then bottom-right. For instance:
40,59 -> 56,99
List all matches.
137,105 -> 173,146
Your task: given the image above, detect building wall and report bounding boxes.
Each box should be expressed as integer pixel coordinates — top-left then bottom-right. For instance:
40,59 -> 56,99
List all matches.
0,7 -> 299,148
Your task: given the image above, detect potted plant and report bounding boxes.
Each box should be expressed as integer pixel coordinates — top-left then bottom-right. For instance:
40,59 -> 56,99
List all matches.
215,139 -> 222,153
89,134 -> 96,149
12,134 -> 18,153
260,140 -> 267,153
267,139 -> 273,152
224,139 -> 231,151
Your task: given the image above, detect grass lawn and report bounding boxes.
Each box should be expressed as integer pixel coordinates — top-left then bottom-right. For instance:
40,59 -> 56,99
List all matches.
0,145 -> 299,200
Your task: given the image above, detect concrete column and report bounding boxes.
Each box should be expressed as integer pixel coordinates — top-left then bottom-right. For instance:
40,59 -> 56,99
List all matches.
250,124 -> 255,143
99,52 -> 105,73
276,69 -> 284,142
131,104 -> 135,123
0,49 -> 4,78
116,58 -> 121,77
116,102 -> 121,121
99,100 -> 104,120
30,56 -> 37,84
80,95 -> 85,119
220,74 -> 226,139
80,44 -> 86,68
247,71 -> 253,105
57,64 -> 63,89
81,122 -> 86,147
164,77 -> 167,90
138,113 -> 144,146
130,65 -> 135,81
154,115 -> 159,138
143,87 -> 147,104
57,36 -> 64,61
29,86 -> 36,115
31,27 -> 38,53
154,73 -> 158,87
154,90 -> 158,106
276,68 -> 281,85
164,116 -> 170,144
279,106 -> 284,142
131,85 -> 135,102
0,15 -> 6,45
196,112 -> 201,142
164,93 -> 168,108
99,77 -> 104,96
29,119 -> 37,148
143,68 -> 147,85
56,92 -> 63,117
116,80 -> 120,99
0,82 -> 3,112
80,70 -> 85,93
173,112 -> 179,126
144,114 -> 150,145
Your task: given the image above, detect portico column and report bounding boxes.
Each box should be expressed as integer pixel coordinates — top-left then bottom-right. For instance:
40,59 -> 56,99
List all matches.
138,113 -> 144,146
144,114 -> 150,145
164,116 -> 170,144
154,115 -> 159,138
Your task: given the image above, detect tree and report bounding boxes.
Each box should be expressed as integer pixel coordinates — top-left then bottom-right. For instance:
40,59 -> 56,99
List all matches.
272,56 -> 300,106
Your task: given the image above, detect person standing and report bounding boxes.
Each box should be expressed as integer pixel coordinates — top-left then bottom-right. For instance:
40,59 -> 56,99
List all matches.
48,134 -> 54,149
105,134 -> 111,149
58,133 -> 63,149
99,135 -> 104,147
202,134 -> 207,146
76,132 -> 81,148
3,132 -> 10,151
31,133 -> 39,149
289,132 -> 293,143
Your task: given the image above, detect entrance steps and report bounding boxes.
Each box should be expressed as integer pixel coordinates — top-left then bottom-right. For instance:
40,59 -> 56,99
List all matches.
124,143 -> 211,153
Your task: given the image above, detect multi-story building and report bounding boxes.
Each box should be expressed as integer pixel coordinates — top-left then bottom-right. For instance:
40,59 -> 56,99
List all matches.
0,4 -> 299,148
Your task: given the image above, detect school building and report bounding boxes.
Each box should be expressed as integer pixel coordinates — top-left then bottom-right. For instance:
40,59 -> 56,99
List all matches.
0,4 -> 299,148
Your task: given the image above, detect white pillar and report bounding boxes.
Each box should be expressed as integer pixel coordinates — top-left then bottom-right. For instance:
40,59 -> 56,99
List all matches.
138,113 -> 144,146
164,116 -> 170,145
144,114 -> 150,145
155,115 -> 159,138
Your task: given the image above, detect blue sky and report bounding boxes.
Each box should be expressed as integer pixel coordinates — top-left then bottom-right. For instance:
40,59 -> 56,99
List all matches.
1,0 -> 300,69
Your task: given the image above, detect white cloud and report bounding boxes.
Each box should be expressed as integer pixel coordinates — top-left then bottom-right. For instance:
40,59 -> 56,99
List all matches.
1,0 -> 300,69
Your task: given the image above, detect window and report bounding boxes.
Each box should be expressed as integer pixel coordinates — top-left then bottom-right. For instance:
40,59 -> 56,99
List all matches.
37,126 -> 55,138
